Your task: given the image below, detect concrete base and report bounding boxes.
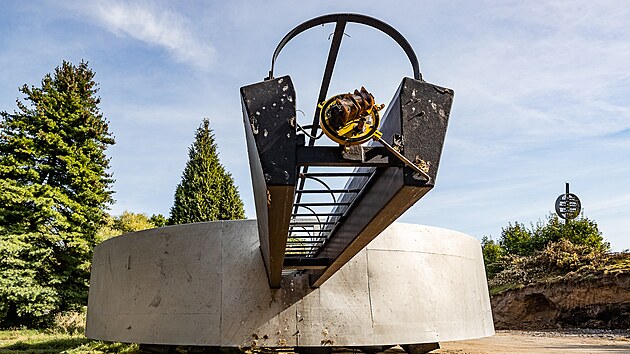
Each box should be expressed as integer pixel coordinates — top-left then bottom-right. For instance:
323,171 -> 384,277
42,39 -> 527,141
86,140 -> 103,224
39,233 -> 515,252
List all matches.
86,220 -> 494,348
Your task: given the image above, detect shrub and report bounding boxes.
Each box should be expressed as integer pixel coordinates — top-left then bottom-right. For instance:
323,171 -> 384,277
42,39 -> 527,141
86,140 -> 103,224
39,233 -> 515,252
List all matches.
48,307 -> 86,335
536,214 -> 609,253
488,239 -> 610,291
499,222 -> 536,256
538,238 -> 608,272
491,214 -> 609,261
481,236 -> 506,278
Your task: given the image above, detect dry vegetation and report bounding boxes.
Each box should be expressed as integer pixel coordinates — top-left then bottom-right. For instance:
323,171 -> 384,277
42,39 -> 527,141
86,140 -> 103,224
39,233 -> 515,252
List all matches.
488,241 -> 630,296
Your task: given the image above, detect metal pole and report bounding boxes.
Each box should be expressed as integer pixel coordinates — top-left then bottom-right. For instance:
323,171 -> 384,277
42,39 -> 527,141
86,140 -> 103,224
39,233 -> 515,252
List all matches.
565,182 -> 569,225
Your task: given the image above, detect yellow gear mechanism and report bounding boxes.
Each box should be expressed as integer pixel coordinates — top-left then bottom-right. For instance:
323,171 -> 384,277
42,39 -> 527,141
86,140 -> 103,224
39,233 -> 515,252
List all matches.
318,87 -> 384,145
318,87 -> 431,181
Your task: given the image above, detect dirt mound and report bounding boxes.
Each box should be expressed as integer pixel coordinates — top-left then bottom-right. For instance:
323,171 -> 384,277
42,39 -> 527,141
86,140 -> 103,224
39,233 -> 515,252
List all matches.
491,271 -> 630,329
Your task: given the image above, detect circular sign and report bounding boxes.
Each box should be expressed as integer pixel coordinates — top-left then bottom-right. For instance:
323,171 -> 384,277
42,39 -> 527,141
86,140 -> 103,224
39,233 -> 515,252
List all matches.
555,193 -> 581,220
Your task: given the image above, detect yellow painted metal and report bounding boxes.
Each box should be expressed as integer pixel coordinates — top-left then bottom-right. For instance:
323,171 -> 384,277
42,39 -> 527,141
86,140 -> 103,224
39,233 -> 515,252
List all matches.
318,87 -> 384,146
318,89 -> 430,181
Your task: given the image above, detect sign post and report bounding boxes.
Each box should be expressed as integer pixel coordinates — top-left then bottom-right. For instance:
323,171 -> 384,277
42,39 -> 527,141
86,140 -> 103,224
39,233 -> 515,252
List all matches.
555,182 -> 581,224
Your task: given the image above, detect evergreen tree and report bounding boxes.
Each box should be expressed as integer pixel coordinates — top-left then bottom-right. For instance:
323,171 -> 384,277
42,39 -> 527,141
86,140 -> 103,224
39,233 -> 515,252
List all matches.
0,61 -> 114,327
169,119 -> 244,224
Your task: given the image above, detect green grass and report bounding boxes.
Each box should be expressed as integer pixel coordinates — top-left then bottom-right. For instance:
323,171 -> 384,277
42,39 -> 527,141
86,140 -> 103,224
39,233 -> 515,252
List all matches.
0,329 -> 140,354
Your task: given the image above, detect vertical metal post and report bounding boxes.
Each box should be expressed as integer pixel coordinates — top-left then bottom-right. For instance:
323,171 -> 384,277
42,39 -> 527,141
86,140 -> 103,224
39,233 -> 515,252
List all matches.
565,182 -> 570,225
292,17 -> 348,216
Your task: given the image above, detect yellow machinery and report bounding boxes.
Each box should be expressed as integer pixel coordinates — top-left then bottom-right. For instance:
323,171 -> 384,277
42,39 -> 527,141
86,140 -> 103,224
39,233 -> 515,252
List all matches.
318,86 -> 384,145
319,87 -> 431,181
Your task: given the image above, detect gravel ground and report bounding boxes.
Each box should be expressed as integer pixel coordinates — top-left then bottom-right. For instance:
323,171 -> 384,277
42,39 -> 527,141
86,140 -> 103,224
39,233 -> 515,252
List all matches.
435,330 -> 630,354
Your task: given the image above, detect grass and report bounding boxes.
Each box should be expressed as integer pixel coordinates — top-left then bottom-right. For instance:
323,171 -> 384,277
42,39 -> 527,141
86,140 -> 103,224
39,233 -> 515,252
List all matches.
0,329 -> 140,354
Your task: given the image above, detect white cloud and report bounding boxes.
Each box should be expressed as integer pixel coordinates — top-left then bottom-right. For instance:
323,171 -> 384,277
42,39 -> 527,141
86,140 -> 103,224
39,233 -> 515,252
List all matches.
440,2 -> 630,145
77,1 -> 215,70
20,0 -> 624,248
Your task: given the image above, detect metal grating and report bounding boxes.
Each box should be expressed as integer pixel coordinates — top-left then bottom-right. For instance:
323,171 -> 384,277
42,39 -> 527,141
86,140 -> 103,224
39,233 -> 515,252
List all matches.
286,167 -> 375,260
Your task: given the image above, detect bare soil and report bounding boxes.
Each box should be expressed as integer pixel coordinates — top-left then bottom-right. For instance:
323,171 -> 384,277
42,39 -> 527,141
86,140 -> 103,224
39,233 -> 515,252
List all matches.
435,330 -> 630,353
491,272 -> 630,330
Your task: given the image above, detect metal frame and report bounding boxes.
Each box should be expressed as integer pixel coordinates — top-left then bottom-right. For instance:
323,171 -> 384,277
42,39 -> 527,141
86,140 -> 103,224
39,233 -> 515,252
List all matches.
269,14 -> 424,220
242,14 -> 454,288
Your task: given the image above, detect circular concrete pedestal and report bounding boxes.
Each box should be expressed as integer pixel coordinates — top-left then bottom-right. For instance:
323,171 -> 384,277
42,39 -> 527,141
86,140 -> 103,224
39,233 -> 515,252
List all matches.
86,220 -> 494,348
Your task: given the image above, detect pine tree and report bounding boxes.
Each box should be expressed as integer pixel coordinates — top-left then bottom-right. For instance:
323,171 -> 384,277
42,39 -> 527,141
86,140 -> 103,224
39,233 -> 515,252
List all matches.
169,119 -> 244,224
0,61 -> 114,327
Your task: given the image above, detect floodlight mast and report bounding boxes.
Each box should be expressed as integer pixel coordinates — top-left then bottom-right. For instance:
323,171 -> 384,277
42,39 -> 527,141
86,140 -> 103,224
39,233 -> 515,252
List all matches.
241,13 -> 454,288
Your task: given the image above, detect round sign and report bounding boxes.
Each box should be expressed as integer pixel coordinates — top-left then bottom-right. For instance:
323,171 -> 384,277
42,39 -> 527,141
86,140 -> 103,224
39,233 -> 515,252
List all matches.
555,193 -> 581,220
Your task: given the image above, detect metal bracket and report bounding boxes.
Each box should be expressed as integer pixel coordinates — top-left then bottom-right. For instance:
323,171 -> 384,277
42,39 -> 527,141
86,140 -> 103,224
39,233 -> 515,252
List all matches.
373,134 -> 431,182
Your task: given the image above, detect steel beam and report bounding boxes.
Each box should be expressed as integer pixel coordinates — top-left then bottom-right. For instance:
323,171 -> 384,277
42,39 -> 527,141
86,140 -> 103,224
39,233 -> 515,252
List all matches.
241,75 -> 298,288
310,77 -> 453,287
283,257 -> 331,270
296,146 -> 399,167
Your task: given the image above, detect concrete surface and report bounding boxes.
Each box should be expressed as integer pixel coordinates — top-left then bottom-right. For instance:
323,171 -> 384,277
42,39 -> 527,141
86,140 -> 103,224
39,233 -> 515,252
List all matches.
86,220 -> 494,348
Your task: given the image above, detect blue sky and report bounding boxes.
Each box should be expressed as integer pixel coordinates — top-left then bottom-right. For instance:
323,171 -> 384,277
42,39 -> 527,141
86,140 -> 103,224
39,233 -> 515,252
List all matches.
1,1 -> 629,250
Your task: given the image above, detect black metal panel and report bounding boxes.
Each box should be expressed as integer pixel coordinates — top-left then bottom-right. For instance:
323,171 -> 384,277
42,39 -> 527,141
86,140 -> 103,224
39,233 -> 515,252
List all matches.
378,77 -> 454,184
309,77 -> 453,287
241,76 -> 298,185
283,257 -> 331,270
241,75 -> 298,288
296,146 -> 398,167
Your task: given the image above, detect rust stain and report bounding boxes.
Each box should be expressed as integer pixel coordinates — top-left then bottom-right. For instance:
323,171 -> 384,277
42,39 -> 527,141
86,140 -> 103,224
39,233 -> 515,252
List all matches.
414,156 -> 431,174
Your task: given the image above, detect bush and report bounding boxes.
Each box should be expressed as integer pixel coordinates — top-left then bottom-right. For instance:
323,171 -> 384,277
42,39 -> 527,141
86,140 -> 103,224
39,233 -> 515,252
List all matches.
491,214 -> 608,260
96,211 -> 158,243
488,239 -> 610,291
485,213 -> 611,293
500,222 -> 536,256
481,236 -> 506,278
539,238 -> 608,272
536,214 -> 609,252
48,308 -> 86,335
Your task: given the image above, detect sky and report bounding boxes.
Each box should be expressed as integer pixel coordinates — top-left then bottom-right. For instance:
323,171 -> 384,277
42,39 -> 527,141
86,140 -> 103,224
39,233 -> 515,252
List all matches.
1,1 -> 628,250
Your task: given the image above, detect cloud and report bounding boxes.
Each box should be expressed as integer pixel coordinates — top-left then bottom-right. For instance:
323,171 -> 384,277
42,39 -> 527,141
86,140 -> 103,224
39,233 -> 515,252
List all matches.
439,2 -> 630,147
77,1 -> 215,70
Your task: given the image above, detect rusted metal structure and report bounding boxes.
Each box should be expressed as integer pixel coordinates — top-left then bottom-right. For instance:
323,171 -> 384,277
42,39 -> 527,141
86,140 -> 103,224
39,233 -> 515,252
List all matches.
242,14 -> 454,288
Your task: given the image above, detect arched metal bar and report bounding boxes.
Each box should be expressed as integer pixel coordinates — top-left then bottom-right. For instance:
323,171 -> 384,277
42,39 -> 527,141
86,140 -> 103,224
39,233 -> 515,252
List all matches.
294,205 -> 323,226
293,205 -> 325,255
267,13 -> 422,81
296,124 -> 325,140
279,14 -> 422,220
299,174 -> 337,203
